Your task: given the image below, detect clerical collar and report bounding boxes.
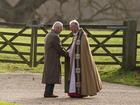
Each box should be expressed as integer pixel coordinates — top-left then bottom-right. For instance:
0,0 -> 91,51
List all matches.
73,31 -> 78,36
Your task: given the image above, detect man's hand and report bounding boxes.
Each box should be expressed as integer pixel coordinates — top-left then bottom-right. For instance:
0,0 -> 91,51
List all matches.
65,52 -> 69,58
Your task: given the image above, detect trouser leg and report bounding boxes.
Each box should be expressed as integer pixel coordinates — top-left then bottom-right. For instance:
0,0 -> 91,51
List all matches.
44,84 -> 54,96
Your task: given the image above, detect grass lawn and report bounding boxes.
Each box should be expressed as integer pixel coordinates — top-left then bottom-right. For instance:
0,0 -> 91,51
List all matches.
0,101 -> 20,105
99,66 -> 140,86
0,27 -> 140,87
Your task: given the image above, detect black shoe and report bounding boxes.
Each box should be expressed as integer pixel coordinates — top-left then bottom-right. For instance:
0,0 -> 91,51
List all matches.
44,94 -> 58,98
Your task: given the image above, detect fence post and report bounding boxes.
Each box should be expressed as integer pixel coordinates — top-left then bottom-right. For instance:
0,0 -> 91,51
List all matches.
123,20 -> 137,70
30,20 -> 38,67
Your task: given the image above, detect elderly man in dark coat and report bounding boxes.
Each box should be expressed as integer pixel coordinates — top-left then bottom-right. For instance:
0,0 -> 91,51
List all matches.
42,21 -> 67,98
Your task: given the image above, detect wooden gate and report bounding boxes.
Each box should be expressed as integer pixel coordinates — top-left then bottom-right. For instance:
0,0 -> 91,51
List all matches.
0,20 -> 137,70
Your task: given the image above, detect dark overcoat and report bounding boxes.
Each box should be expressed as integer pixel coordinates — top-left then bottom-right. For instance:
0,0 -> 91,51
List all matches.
42,30 -> 66,84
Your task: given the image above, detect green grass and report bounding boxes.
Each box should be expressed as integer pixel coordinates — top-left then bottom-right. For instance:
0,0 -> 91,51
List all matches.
0,27 -> 140,87
0,101 -> 21,105
99,65 -> 140,86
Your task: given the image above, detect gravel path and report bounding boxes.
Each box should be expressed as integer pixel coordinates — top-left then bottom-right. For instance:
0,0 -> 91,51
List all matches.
0,73 -> 140,105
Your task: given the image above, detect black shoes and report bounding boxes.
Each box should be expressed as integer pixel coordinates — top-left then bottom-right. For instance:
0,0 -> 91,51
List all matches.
44,94 -> 58,98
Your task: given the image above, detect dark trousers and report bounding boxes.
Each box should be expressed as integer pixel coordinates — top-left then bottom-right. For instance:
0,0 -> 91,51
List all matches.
44,84 -> 55,96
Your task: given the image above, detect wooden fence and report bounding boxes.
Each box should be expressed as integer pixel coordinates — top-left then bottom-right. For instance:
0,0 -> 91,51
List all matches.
0,20 -> 138,70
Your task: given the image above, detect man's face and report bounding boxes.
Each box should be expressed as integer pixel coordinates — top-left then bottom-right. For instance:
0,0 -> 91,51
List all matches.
69,23 -> 78,33
58,27 -> 63,33
56,27 -> 63,34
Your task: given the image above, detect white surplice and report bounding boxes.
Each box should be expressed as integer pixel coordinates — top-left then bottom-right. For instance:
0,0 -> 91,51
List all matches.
67,33 -> 77,93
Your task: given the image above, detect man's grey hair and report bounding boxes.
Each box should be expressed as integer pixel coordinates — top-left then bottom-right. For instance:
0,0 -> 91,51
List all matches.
52,21 -> 63,29
69,20 -> 79,28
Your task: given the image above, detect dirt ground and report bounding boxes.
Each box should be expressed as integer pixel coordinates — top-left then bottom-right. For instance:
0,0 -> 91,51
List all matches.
0,73 -> 140,105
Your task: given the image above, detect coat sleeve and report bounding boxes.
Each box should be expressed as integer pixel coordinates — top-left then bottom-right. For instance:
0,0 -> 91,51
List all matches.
52,35 -> 67,56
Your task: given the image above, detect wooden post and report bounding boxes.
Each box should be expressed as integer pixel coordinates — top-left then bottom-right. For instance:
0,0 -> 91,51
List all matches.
123,20 -> 137,70
33,24 -> 38,67
29,25 -> 34,67
30,20 -> 38,67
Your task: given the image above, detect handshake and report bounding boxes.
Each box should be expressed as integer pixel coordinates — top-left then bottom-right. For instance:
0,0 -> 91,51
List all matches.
63,48 -> 70,58
65,51 -> 70,59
